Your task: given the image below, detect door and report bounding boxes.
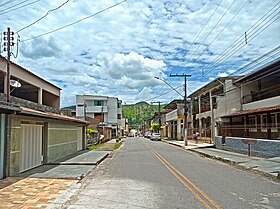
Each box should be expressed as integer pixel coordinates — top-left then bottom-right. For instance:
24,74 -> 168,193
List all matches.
20,124 -> 43,172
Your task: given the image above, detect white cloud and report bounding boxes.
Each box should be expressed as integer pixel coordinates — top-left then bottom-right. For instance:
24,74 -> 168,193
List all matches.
0,0 -> 279,106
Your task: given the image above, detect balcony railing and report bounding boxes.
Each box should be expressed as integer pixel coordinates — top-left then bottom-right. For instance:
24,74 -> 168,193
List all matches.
200,103 -> 210,113
243,84 -> 280,104
0,93 -> 59,113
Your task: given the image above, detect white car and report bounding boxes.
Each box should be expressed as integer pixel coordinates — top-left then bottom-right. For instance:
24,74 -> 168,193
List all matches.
150,133 -> 161,141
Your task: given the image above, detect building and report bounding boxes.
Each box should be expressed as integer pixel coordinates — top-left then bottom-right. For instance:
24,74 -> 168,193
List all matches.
187,76 -> 241,143
188,58 -> 280,157
216,59 -> 280,157
164,100 -> 185,140
0,55 -> 87,179
76,95 -> 123,140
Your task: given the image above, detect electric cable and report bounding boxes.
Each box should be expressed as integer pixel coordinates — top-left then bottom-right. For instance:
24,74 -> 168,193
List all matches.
20,0 -> 128,42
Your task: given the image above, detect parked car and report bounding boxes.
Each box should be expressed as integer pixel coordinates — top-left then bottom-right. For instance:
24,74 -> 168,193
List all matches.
150,133 -> 161,141
144,132 -> 152,138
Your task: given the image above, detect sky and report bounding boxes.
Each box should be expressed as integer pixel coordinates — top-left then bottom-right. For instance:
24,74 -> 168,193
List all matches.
1,0 -> 279,107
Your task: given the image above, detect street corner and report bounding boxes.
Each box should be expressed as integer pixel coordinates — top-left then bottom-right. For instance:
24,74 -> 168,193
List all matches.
0,177 -> 75,209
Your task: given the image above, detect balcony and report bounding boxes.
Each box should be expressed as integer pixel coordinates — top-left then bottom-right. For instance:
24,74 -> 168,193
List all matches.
242,84 -> 280,104
200,103 -> 210,113
86,106 -> 108,113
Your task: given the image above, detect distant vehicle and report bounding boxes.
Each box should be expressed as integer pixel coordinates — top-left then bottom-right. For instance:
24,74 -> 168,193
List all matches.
150,133 -> 161,141
144,132 -> 152,138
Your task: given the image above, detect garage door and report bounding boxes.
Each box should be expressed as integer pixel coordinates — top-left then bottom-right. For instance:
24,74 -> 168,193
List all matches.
20,124 -> 43,172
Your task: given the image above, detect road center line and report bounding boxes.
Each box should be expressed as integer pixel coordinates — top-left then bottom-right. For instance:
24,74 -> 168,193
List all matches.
143,142 -> 222,209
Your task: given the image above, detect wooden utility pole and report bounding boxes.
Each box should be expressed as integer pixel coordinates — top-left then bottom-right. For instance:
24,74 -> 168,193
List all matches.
151,101 -> 161,133
169,74 -> 191,146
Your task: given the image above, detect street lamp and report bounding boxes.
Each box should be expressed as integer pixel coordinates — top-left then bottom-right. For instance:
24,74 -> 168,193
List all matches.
155,75 -> 191,146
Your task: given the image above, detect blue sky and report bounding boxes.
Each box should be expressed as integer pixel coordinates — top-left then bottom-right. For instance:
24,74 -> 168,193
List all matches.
1,0 -> 279,106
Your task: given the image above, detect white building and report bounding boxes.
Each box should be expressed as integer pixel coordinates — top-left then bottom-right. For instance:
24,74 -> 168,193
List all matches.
76,95 -> 123,138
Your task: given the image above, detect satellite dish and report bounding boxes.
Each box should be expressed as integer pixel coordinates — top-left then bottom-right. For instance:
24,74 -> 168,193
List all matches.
10,80 -> 21,88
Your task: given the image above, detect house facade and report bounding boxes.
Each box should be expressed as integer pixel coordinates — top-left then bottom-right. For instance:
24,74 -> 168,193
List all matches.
76,95 -> 123,139
216,59 -> 280,157
0,55 -> 87,179
164,100 -> 185,140
187,76 -> 241,143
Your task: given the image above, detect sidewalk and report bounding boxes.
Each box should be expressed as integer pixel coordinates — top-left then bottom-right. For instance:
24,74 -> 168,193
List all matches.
0,150 -> 111,208
163,139 -> 280,182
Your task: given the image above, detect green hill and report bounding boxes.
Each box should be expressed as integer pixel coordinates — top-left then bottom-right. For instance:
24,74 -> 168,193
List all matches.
122,102 -> 165,127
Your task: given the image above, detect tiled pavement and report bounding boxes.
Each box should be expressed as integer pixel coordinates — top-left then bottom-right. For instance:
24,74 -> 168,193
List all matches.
0,177 -> 75,209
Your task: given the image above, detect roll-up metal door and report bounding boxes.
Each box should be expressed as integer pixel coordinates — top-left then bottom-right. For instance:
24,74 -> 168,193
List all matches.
20,124 -> 43,172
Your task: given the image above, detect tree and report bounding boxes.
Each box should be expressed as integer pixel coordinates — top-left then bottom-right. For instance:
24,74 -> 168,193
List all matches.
151,124 -> 160,133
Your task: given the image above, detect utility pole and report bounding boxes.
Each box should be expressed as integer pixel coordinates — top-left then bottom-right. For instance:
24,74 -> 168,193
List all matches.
151,101 -> 161,133
169,74 -> 191,146
3,27 -> 14,102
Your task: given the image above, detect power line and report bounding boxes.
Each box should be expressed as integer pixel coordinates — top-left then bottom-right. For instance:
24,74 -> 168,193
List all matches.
20,0 -> 128,42
187,2 -> 280,87
0,0 -> 40,16
188,0 -> 238,61
186,0 -> 224,57
17,0 -> 71,33
194,0 -> 250,73
0,0 -> 16,8
0,0 -> 31,13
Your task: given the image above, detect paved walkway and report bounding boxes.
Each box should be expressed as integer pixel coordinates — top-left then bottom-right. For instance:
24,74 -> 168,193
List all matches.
0,150 -> 111,208
0,177 -> 74,208
164,139 -> 280,181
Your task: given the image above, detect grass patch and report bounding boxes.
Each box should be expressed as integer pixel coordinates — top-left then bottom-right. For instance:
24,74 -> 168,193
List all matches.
88,142 -> 122,151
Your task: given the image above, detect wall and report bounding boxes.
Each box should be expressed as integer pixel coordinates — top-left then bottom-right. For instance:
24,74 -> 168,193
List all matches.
47,122 -> 78,162
0,114 -> 5,179
9,116 -> 21,176
108,97 -> 118,124
215,136 -> 280,158
216,80 -> 241,119
243,96 -> 280,110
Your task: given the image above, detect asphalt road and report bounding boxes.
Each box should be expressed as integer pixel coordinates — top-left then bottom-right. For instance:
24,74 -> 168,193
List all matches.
64,137 -> 280,209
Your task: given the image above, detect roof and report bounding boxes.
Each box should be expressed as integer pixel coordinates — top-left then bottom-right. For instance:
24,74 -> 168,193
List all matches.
234,58 -> 280,84
61,105 -> 76,110
188,76 -> 242,98
20,106 -> 87,124
222,105 -> 280,117
164,99 -> 184,110
0,55 -> 61,90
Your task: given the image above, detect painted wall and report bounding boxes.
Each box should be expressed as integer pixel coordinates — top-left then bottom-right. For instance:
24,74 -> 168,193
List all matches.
0,114 -> 5,179
215,136 -> 280,158
47,122 -> 78,162
9,116 -> 21,176
243,96 -> 280,110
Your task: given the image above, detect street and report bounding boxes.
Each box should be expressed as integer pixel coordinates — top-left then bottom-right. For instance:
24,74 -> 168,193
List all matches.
61,137 -> 280,209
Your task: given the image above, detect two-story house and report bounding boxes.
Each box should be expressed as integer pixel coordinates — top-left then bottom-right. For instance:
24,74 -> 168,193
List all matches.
164,100 -> 185,140
76,95 -> 123,140
217,59 -> 280,157
0,55 -> 87,179
188,76 -> 241,143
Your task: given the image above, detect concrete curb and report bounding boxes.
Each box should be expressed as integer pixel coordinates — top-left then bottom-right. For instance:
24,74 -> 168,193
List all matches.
162,140 -> 280,182
47,153 -> 110,166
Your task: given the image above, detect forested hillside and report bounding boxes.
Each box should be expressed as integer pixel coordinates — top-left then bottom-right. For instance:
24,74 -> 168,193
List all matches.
122,101 -> 165,127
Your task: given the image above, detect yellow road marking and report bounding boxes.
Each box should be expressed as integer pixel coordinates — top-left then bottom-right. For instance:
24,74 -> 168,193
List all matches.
144,143 -> 222,209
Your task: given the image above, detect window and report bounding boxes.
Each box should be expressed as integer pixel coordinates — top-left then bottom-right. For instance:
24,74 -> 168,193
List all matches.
271,114 -> 277,128
248,116 -> 257,132
117,102 -> 121,108
118,114 -> 121,119
248,116 -> 256,128
94,100 -> 104,106
261,115 -> 267,128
